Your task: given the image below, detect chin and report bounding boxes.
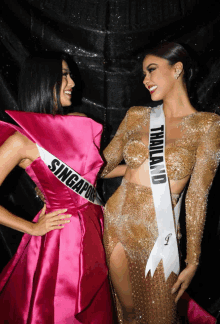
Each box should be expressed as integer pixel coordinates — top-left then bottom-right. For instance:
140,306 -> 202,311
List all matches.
62,102 -> 72,107
151,94 -> 163,102
151,96 -> 159,102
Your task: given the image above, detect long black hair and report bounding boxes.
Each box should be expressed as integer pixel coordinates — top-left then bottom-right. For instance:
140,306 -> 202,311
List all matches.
18,52 -> 72,114
145,42 -> 197,102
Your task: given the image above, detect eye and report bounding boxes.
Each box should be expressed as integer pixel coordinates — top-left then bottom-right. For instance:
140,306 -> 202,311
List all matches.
148,67 -> 156,73
62,72 -> 68,77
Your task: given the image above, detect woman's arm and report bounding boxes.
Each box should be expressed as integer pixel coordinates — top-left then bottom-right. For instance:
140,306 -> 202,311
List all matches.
172,119 -> 220,302
100,112 -> 129,178
0,132 -> 71,236
102,164 -> 127,178
185,120 -> 220,266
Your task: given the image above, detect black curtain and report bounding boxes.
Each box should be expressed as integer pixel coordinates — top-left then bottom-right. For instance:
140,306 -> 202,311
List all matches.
1,0 -> 220,319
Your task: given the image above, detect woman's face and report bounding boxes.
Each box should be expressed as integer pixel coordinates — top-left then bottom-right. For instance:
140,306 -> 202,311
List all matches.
142,55 -> 177,101
60,60 -> 75,107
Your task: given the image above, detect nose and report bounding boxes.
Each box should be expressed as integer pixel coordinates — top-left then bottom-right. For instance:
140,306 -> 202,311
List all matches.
68,75 -> 75,88
143,74 -> 149,86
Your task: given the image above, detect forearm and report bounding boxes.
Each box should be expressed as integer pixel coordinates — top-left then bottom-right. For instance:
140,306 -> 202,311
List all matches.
0,205 -> 34,235
185,191 -> 206,265
103,165 -> 127,178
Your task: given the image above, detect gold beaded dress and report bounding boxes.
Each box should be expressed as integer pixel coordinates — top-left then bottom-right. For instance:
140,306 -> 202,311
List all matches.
101,106 -> 220,324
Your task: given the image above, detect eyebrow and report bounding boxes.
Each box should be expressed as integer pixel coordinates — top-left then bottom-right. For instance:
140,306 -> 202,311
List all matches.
143,63 -> 158,74
145,63 -> 158,70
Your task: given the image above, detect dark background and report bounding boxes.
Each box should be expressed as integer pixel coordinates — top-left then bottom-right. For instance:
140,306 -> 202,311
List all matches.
1,0 -> 220,320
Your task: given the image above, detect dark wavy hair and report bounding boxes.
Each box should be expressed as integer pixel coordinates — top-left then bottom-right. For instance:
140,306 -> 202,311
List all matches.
145,42 -> 197,98
18,52 -> 72,115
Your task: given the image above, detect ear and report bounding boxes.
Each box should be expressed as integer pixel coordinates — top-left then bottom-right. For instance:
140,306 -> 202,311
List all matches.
173,62 -> 183,80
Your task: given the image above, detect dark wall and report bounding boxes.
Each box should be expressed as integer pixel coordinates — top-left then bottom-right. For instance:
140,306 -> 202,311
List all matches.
1,0 -> 220,319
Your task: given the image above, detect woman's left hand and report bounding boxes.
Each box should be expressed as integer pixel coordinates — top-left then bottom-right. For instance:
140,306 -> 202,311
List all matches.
171,263 -> 198,303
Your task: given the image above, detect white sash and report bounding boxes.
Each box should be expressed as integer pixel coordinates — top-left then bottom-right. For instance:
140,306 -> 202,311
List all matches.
36,144 -> 103,206
145,105 -> 182,280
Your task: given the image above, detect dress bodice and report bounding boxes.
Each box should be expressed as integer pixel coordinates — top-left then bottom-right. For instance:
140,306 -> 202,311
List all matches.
26,158 -> 83,210
120,108 -> 219,180
124,136 -> 196,180
0,111 -> 104,209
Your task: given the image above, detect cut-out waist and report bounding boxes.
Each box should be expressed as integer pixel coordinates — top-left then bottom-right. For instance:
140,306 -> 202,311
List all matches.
122,177 -> 180,200
124,163 -> 189,195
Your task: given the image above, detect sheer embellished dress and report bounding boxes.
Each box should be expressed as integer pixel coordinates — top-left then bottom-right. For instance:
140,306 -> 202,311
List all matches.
101,106 -> 220,324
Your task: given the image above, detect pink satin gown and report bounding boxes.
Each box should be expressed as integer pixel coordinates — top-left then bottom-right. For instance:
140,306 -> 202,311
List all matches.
0,111 -> 113,324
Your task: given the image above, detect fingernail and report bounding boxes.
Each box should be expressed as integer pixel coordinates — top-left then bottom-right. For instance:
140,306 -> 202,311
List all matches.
171,288 -> 175,294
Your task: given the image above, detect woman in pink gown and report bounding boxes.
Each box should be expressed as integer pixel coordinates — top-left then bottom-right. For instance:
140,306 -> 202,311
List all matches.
0,53 -> 113,323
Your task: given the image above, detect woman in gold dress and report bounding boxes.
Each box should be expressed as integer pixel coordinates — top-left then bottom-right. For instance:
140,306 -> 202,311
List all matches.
101,42 -> 220,323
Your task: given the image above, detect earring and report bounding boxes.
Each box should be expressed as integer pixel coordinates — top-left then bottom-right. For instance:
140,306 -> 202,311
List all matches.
174,69 -> 181,79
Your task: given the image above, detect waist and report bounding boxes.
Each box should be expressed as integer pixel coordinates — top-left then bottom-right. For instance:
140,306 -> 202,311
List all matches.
122,177 -> 152,194
45,201 -> 92,213
122,177 -> 180,200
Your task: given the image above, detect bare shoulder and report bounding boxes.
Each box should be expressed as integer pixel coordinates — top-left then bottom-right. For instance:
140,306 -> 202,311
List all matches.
68,112 -> 87,117
2,131 -> 29,150
0,131 -> 37,162
0,132 -> 30,175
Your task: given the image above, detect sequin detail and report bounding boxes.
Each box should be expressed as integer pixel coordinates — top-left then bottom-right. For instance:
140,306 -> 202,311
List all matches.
104,179 -> 180,323
102,106 -> 220,323
124,139 -> 147,169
